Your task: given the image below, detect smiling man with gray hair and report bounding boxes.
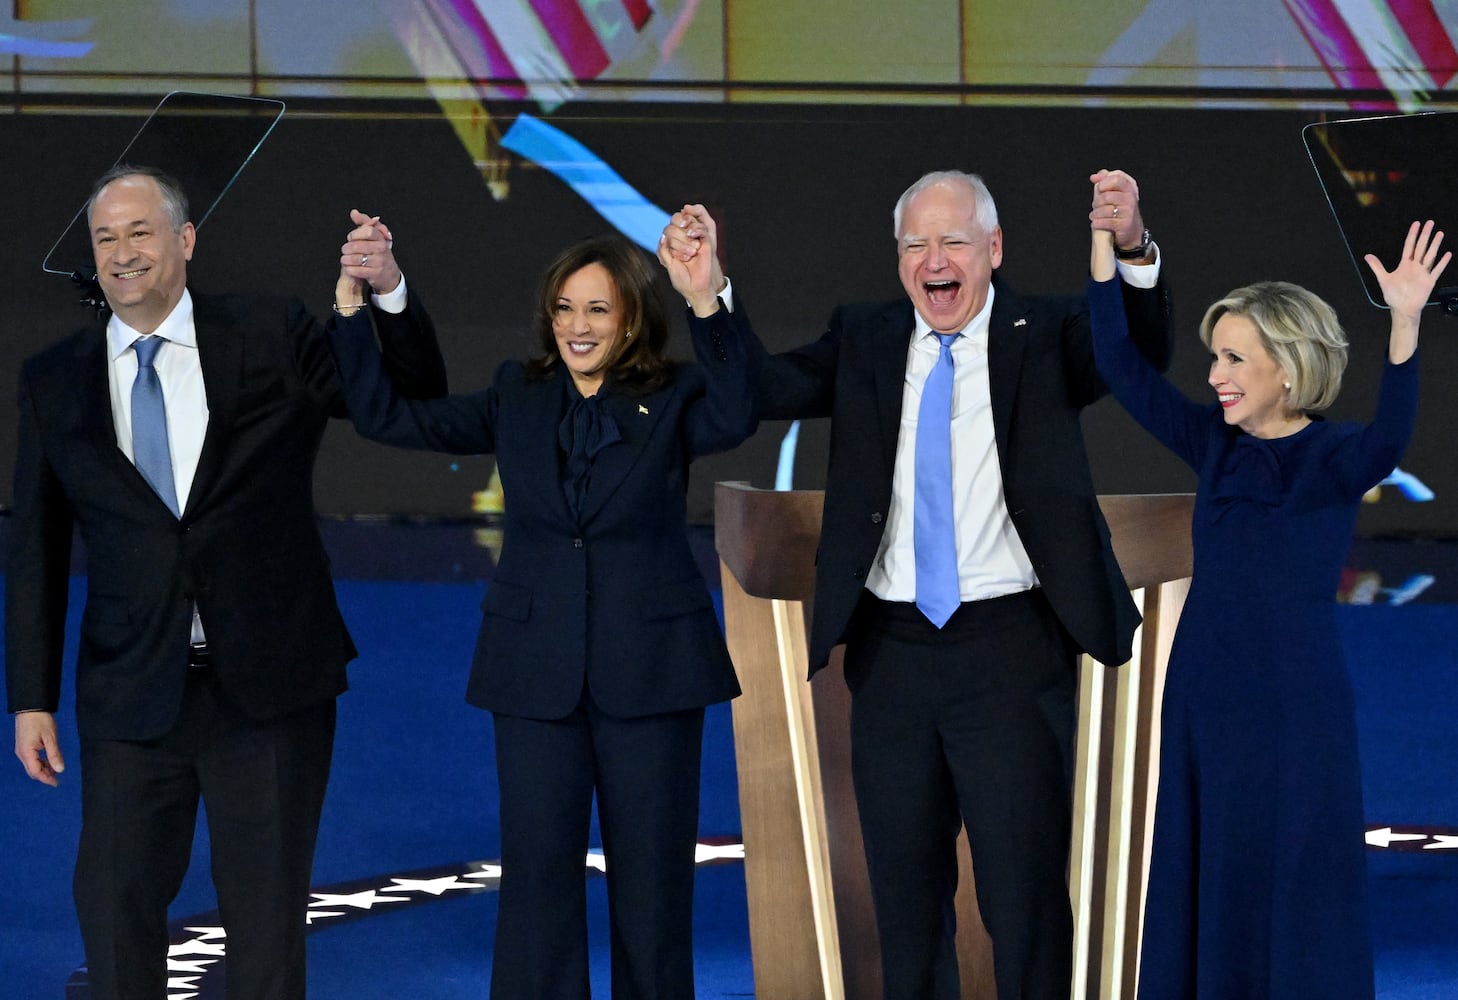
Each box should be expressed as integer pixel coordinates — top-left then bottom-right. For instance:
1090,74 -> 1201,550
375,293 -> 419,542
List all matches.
662,168 -> 1171,998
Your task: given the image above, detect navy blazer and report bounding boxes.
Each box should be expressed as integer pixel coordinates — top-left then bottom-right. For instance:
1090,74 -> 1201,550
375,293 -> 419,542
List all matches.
751,277 -> 1173,672
330,305 -> 756,720
5,292 -> 447,741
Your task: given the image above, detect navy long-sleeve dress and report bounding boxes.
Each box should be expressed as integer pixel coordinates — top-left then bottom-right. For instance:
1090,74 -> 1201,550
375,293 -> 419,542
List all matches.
1088,276 -> 1415,998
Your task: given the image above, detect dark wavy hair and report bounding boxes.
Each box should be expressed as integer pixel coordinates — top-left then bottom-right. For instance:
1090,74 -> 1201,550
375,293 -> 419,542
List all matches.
523,235 -> 673,393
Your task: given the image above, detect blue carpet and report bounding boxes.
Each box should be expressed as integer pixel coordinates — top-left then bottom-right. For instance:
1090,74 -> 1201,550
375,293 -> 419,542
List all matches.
1342,604 -> 1458,997
1,553 -> 1454,997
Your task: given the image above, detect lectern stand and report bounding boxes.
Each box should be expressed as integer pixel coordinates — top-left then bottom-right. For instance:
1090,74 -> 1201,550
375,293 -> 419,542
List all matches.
715,482 -> 1194,1000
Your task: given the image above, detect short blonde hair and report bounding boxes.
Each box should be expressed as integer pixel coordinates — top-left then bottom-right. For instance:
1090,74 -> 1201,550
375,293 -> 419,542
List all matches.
1199,281 -> 1349,412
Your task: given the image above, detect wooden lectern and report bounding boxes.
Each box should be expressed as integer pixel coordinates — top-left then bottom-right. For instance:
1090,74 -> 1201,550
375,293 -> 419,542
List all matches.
715,482 -> 1194,1000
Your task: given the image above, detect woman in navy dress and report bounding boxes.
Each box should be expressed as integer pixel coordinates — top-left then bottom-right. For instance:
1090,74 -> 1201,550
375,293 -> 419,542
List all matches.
1086,216 -> 1449,998
327,214 -> 754,999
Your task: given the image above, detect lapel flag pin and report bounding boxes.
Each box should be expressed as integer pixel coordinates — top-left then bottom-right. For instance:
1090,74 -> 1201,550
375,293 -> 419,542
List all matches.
638,404 -> 649,414
1014,318 -> 1028,327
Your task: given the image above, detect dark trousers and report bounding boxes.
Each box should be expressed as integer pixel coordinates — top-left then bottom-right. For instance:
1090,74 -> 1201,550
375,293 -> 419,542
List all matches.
844,589 -> 1078,1000
74,669 -> 336,1000
490,700 -> 706,1000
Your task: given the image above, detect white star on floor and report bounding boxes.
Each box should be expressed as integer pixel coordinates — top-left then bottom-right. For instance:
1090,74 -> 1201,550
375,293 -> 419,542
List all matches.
696,842 -> 746,862
309,888 -> 410,909
178,926 -> 225,941
1366,826 -> 1429,848
150,844 -> 752,995
167,938 -> 226,958
389,875 -> 480,895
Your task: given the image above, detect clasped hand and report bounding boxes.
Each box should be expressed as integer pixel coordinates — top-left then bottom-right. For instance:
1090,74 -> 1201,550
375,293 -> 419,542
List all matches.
659,204 -> 727,317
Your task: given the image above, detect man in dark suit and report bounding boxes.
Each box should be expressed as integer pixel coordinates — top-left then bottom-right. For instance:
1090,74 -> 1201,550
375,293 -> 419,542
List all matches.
662,170 -> 1170,998
5,165 -> 446,1000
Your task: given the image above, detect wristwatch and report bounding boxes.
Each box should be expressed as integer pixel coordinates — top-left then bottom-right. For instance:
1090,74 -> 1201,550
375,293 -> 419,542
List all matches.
1114,228 -> 1153,260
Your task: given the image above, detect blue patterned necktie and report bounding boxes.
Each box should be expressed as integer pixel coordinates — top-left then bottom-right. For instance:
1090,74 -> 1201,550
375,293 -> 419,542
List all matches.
914,333 -> 960,627
131,336 -> 180,517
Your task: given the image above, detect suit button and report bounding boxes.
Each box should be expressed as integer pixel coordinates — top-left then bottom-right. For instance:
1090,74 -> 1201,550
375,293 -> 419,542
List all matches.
870,512 -> 883,524
573,538 -> 584,549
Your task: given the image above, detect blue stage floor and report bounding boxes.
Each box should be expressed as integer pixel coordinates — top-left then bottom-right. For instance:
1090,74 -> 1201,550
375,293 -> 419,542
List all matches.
1,522 -> 1453,997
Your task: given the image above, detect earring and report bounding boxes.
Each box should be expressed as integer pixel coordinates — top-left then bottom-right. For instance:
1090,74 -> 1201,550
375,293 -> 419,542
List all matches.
1283,382 -> 1290,390
625,330 -> 633,339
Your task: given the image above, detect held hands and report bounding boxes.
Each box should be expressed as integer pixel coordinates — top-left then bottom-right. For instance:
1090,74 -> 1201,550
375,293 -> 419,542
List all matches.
658,204 -> 727,318
336,209 -> 402,310
1089,169 -> 1148,259
1365,221 -> 1451,364
14,711 -> 64,788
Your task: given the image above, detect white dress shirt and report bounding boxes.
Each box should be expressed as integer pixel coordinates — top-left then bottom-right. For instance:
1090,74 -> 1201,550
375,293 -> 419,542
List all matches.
107,290 -> 209,513
869,255 -> 1160,604
865,285 -> 1039,602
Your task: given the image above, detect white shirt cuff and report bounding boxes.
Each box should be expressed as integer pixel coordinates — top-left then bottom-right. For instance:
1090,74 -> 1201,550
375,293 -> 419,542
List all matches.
1115,244 -> 1161,289
372,273 -> 409,314
714,275 -> 736,313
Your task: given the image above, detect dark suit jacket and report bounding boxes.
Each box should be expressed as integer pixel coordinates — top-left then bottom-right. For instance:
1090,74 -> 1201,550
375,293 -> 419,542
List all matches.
5,291 -> 446,741
752,276 -> 1173,673
328,305 -> 755,721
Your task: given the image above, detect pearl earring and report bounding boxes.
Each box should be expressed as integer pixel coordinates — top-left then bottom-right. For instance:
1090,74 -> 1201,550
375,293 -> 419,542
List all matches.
1283,382 -> 1290,390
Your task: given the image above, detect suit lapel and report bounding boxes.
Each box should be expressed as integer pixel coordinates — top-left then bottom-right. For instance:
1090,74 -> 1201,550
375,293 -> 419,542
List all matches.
59,319 -> 184,517
510,369 -> 577,525
987,285 -> 1031,459
72,321 -> 143,484
873,300 -> 914,475
186,293 -> 242,517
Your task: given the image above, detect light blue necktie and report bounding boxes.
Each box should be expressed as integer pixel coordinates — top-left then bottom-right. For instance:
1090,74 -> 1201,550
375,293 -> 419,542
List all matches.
914,333 -> 960,628
131,336 -> 180,517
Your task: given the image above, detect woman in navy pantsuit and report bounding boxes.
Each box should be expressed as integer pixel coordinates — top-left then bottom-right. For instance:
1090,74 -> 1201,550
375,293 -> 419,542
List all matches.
1087,217 -> 1448,998
327,216 -> 755,999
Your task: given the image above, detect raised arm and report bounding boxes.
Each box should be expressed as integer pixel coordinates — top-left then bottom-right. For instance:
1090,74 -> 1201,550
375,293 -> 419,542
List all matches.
333,209 -> 448,398
1331,221 -> 1453,494
1087,180 -> 1208,470
325,213 -> 502,454
660,204 -> 757,455
1364,219 -> 1451,365
1088,168 -> 1173,375
659,204 -> 836,421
